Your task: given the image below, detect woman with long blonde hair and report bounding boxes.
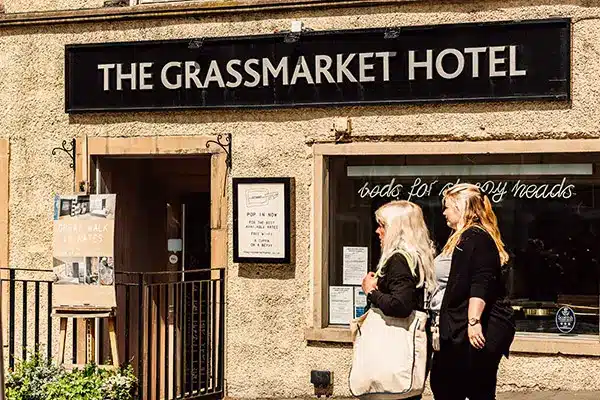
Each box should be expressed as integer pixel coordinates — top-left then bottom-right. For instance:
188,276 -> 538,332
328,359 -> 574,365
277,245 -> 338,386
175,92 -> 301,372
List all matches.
361,200 -> 436,400
430,183 -> 515,400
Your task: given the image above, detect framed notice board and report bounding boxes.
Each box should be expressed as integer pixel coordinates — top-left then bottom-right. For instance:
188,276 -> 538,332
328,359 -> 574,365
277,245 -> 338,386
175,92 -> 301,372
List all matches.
233,177 -> 291,264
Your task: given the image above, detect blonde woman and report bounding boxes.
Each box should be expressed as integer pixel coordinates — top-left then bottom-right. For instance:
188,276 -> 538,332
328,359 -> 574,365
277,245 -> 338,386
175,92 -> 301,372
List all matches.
430,183 -> 515,400
361,200 -> 436,400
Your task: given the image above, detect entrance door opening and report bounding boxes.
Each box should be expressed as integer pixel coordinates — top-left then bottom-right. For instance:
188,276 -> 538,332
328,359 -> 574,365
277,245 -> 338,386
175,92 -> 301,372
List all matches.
91,155 -> 222,400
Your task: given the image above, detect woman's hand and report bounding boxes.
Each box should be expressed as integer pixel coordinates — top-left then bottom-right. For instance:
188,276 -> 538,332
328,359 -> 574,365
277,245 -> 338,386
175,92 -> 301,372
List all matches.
468,322 -> 486,349
361,272 -> 378,294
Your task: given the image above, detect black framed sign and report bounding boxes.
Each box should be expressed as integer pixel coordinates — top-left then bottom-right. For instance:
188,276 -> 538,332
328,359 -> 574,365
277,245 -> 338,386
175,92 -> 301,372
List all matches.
65,18 -> 570,113
233,178 -> 291,264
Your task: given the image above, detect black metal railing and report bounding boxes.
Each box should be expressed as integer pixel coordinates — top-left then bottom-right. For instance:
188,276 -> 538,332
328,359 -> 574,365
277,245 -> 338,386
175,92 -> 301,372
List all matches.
1,267 -> 225,400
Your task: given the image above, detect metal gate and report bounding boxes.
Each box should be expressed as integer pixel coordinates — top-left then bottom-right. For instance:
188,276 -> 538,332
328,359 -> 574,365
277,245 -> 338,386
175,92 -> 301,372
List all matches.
1,267 -> 225,400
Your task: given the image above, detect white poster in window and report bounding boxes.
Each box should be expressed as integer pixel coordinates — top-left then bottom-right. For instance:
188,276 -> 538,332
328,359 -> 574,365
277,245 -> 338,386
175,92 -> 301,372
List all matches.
329,286 -> 354,325
354,287 -> 367,318
343,246 -> 368,285
237,182 -> 286,259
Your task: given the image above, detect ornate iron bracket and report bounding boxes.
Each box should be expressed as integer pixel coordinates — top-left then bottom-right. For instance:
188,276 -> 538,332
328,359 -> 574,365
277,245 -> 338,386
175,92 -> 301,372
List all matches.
52,138 -> 76,172
206,133 -> 232,169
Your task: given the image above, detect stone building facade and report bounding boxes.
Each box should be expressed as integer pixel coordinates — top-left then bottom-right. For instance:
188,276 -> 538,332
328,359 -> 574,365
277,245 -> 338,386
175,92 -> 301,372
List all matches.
1,1 -> 600,399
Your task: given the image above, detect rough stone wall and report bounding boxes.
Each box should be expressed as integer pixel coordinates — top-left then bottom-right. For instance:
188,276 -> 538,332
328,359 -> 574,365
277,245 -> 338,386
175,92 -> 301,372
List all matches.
3,0 -> 105,13
1,1 -> 600,398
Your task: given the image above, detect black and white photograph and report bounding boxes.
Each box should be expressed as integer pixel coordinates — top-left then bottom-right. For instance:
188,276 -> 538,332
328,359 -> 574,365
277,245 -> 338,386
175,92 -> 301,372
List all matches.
53,194 -> 115,221
52,256 -> 114,286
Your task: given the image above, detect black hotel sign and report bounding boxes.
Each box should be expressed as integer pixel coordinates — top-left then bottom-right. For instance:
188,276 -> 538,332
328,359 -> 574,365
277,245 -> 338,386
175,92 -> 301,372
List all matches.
65,18 -> 570,113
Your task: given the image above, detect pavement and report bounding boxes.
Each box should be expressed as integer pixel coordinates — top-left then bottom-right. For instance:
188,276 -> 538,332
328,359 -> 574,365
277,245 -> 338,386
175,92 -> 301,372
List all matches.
421,392 -> 600,399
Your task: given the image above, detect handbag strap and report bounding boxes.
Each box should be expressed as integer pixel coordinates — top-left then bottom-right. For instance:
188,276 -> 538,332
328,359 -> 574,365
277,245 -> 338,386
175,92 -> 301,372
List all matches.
374,248 -> 415,279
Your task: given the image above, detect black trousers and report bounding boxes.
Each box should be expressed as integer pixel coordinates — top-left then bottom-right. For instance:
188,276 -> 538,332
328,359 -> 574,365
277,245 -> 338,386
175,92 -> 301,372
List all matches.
430,340 -> 503,400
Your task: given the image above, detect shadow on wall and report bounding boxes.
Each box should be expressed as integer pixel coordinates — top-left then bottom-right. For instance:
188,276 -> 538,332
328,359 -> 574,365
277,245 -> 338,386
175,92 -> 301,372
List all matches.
237,179 -> 297,280
238,263 -> 296,280
0,0 -> 595,39
67,100 -> 571,126
306,340 -> 352,349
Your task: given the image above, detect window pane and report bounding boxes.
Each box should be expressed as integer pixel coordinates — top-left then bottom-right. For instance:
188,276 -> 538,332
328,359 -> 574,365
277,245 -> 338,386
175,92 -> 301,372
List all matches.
327,153 -> 600,335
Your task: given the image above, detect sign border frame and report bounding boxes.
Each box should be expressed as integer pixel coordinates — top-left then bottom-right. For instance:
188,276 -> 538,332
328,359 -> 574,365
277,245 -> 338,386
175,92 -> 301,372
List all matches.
64,17 -> 572,113
232,177 -> 292,264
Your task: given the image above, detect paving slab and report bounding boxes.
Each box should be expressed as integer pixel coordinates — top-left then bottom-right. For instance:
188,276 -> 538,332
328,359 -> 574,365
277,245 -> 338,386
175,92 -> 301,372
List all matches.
421,392 -> 600,400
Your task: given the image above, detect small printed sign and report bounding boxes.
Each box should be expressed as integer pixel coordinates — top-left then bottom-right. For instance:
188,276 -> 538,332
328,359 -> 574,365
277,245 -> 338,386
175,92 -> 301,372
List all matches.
329,286 -> 354,325
233,178 -> 291,264
354,287 -> 367,319
555,306 -> 576,334
343,247 -> 368,285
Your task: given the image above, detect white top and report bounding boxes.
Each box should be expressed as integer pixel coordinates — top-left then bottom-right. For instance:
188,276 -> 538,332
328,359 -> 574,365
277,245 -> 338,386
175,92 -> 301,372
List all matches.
430,253 -> 452,312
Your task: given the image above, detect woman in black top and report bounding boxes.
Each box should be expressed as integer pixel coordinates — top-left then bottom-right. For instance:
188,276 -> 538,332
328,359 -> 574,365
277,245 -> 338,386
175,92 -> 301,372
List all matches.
361,200 -> 436,400
430,183 -> 515,400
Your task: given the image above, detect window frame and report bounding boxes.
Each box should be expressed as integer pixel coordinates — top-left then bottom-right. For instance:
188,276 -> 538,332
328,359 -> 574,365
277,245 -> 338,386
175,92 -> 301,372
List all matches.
306,139 -> 600,355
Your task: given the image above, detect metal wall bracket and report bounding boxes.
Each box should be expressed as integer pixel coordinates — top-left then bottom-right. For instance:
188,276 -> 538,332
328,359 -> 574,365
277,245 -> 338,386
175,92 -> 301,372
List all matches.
52,138 -> 76,172
206,133 -> 232,169
188,38 -> 205,50
384,27 -> 401,39
284,32 -> 301,43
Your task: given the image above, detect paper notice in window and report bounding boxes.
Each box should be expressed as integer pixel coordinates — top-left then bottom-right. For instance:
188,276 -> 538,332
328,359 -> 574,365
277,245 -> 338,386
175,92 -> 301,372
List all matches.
329,286 -> 354,325
354,287 -> 367,319
343,246 -> 368,285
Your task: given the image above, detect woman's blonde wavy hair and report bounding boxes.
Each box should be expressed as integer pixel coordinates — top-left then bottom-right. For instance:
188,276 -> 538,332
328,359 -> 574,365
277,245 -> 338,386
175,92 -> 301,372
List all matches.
441,183 -> 509,266
375,200 -> 437,290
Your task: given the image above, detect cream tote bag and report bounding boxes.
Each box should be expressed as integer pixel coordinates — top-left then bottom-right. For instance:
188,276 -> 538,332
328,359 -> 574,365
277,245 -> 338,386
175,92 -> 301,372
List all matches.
349,250 -> 428,400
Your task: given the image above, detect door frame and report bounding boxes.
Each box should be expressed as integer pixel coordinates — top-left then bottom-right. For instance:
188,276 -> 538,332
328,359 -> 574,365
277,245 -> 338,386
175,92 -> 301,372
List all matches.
75,135 -> 228,269
75,135 -> 228,398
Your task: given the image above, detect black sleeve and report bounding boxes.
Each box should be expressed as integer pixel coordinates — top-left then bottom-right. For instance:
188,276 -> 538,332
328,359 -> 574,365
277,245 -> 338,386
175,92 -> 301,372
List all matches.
369,253 -> 418,318
467,230 -> 500,302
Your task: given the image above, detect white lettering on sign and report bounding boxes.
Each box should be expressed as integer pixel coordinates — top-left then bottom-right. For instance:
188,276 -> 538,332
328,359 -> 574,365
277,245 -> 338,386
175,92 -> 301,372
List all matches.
264,57 -> 290,86
408,45 -> 526,81
511,177 -> 574,199
357,177 -> 576,203
139,62 -> 154,90
161,61 -> 182,89
408,178 -> 438,201
464,47 -> 487,78
96,46 -> 527,91
358,178 -> 403,198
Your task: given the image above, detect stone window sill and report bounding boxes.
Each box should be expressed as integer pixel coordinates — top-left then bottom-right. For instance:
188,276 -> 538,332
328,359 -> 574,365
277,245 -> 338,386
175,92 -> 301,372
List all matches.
305,327 -> 600,356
